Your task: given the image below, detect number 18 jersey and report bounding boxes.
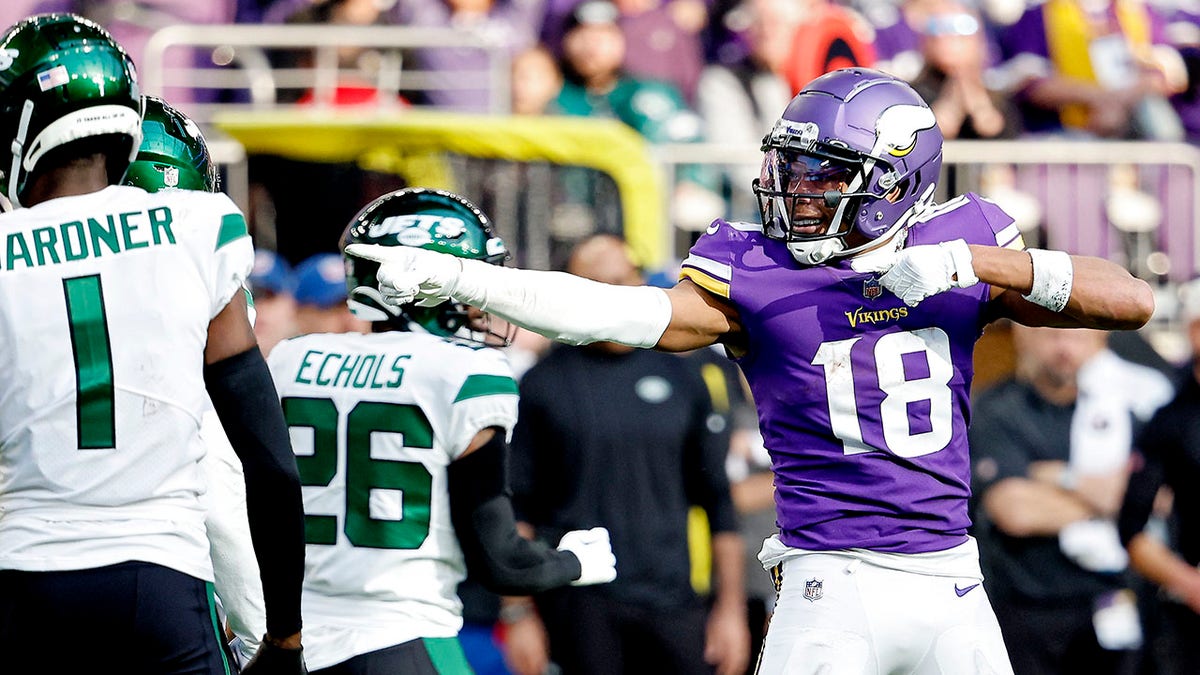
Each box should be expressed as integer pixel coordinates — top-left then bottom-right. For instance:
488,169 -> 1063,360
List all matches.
681,194 -> 1023,555
0,185 -> 253,581
267,330 -> 519,670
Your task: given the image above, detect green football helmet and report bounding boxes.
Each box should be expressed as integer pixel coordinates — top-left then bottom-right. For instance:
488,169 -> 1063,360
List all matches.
343,187 -> 512,344
0,13 -> 143,208
124,96 -> 218,193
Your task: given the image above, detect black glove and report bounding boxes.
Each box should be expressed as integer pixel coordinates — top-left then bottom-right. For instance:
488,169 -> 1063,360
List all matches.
240,637 -> 306,675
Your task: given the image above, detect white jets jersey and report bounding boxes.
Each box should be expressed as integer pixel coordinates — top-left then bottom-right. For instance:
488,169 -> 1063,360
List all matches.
267,330 -> 519,670
0,185 -> 253,581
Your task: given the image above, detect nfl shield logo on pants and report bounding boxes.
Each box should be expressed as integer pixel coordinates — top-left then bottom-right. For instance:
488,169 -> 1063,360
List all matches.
803,578 -> 823,602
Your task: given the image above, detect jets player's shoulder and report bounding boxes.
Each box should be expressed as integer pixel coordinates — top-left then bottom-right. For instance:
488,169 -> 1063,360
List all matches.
141,188 -> 248,247
907,193 -> 1023,251
680,219 -> 762,299
265,332 -> 336,369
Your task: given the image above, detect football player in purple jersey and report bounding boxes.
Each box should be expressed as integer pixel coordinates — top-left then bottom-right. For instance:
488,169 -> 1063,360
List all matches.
345,68 -> 1154,674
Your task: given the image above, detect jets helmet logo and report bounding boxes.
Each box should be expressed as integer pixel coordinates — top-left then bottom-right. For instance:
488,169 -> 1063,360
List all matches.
369,214 -> 467,241
0,49 -> 18,71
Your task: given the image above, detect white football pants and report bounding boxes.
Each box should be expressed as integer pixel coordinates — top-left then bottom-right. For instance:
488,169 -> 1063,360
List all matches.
755,536 -> 1014,675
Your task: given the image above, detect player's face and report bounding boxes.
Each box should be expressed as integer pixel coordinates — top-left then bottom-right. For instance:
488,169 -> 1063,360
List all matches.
762,150 -> 855,235
465,305 -> 515,347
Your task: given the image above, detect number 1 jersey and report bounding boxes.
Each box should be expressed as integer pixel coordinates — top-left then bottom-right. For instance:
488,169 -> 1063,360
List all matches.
0,185 -> 253,580
267,330 -> 519,670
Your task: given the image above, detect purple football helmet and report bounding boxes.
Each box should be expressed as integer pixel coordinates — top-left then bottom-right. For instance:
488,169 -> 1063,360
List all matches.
753,68 -> 943,264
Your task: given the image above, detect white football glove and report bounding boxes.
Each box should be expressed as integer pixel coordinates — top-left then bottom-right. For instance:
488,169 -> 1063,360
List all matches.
344,243 -> 464,308
557,526 -> 617,586
851,238 -> 978,307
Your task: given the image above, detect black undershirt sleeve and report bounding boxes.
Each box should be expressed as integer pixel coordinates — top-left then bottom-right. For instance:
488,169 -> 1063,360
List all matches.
448,430 -> 582,595
204,346 -> 305,638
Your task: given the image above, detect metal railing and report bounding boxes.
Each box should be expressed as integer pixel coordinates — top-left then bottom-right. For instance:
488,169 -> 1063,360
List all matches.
141,24 -> 513,119
653,139 -> 1200,282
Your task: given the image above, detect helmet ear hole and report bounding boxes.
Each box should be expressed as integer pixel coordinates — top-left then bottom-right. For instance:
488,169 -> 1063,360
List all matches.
885,179 -> 909,204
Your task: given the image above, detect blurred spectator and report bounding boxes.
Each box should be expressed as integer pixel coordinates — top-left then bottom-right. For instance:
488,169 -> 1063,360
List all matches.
511,45 -> 564,115
31,0 -> 234,104
997,0 -> 1187,140
866,0 -> 1003,82
272,0 -> 412,108
391,0 -> 546,111
292,253 -> 369,335
613,0 -> 707,104
695,0 -> 797,221
556,0 -> 723,230
503,234 -> 749,675
1117,279 -> 1200,675
1161,7 -> 1200,145
909,0 -> 1021,139
864,0 -> 933,82
970,325 -> 1173,675
778,0 -> 875,95
249,249 -> 299,357
723,425 -> 774,675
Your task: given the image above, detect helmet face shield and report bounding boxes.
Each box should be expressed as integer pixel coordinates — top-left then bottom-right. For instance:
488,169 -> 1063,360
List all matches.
763,149 -> 856,195
755,147 -> 863,243
754,68 -> 943,263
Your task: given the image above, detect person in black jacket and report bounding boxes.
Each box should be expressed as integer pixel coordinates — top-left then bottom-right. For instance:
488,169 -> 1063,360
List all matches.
502,234 -> 749,675
1118,284 -> 1200,675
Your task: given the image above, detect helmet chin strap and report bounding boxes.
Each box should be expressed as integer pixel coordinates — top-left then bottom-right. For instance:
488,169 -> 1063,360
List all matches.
8,100 -> 34,208
788,238 -> 845,265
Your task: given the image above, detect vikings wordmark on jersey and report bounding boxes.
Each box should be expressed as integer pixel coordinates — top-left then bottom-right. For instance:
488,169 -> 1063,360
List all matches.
681,193 -> 1022,555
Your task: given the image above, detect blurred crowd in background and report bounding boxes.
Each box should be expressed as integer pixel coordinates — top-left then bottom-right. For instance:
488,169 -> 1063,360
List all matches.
10,1 -> 1200,674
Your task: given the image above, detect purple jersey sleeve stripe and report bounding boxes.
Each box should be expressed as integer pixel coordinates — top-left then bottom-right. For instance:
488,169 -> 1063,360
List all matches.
994,222 -> 1025,250
680,267 -> 731,298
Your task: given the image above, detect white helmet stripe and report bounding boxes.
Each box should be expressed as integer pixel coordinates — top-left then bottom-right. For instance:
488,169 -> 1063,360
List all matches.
23,104 -> 143,174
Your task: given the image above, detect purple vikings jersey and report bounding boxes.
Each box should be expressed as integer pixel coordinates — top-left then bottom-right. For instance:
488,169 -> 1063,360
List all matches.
681,193 -> 1023,554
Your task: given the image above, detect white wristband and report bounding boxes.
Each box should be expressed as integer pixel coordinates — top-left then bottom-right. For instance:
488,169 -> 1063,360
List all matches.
1023,249 -> 1073,312
454,258 -> 673,348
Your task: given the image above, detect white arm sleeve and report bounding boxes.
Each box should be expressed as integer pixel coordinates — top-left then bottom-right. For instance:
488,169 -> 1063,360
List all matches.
450,258 -> 673,349
199,409 -> 267,653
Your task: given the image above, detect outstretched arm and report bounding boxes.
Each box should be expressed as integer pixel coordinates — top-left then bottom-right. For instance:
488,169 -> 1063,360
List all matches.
853,240 -> 1153,330
345,244 -> 740,352
973,246 -> 1154,329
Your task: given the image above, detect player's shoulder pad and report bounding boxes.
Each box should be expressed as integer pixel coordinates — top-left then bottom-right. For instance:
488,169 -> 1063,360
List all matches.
146,189 -> 248,251
448,347 -> 519,406
679,219 -> 761,299
908,193 -> 1023,250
